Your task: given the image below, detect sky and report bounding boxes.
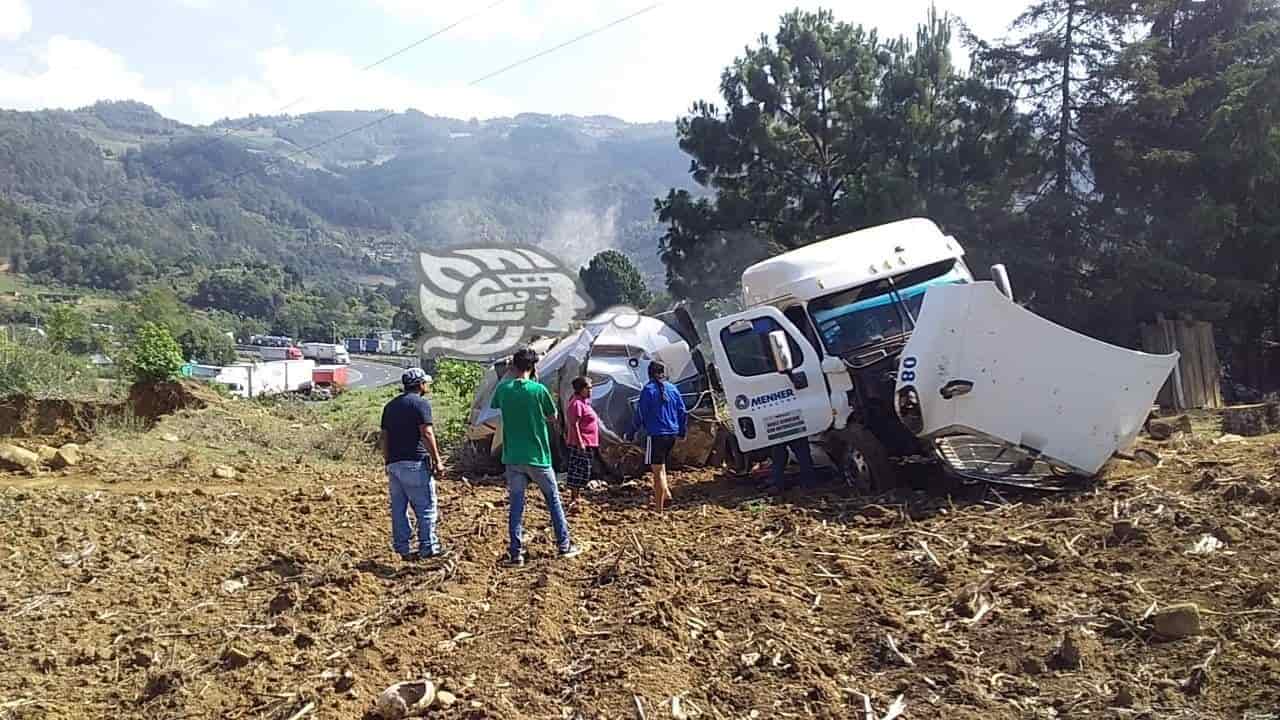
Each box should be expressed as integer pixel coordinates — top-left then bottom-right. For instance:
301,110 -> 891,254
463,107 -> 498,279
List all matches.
0,0 -> 1028,126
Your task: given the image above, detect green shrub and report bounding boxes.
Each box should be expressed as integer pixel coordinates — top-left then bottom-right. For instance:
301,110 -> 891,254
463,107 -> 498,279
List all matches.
125,322 -> 184,382
434,358 -> 484,400
0,337 -> 96,399
432,358 -> 484,448
44,304 -> 95,354
177,322 -> 236,365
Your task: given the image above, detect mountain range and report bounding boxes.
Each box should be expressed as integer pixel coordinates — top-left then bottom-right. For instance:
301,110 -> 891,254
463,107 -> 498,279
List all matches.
0,100 -> 691,289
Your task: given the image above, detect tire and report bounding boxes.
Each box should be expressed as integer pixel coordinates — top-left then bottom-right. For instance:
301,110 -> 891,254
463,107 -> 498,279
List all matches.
722,431 -> 752,477
835,423 -> 896,494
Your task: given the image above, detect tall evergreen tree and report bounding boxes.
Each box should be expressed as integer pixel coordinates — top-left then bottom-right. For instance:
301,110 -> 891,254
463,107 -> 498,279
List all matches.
1088,0 -> 1280,344
977,0 -> 1136,327
658,7 -> 1031,303
579,250 -> 653,310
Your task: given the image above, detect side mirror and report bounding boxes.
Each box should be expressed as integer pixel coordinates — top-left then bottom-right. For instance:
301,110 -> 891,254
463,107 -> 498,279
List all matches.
767,330 -> 794,373
990,264 -> 1014,301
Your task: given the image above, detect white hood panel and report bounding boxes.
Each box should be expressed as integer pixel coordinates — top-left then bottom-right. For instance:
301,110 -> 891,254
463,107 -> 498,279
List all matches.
898,283 -> 1178,475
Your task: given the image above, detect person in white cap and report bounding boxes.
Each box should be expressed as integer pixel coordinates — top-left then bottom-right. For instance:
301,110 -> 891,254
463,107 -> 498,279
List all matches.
379,367 -> 447,561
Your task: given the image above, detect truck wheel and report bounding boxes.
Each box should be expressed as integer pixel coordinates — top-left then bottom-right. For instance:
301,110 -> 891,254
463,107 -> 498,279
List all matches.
837,424 -> 895,493
722,432 -> 751,477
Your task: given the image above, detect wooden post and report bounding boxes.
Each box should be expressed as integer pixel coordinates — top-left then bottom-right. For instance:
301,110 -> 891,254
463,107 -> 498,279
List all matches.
1140,315 -> 1222,411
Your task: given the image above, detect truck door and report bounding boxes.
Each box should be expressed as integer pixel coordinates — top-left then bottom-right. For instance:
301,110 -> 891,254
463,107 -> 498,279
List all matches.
708,307 -> 832,453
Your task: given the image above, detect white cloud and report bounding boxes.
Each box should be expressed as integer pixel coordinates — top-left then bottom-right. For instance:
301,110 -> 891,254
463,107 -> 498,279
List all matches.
0,0 -> 32,41
182,46 -> 517,124
0,35 -> 172,112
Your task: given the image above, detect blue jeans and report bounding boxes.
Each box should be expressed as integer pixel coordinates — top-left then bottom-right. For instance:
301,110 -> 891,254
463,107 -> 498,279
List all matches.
771,438 -> 816,488
505,464 -> 571,558
387,460 -> 439,556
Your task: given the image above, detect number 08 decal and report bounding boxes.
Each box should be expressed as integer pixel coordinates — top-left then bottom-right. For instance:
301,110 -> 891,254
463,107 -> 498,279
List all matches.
900,356 -> 917,384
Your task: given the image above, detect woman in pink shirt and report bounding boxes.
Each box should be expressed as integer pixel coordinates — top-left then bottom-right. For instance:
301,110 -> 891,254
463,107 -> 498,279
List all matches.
564,376 -> 600,509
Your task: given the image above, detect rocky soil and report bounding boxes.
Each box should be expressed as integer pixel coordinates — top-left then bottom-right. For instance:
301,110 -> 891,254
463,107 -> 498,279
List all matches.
1,408 -> 1278,719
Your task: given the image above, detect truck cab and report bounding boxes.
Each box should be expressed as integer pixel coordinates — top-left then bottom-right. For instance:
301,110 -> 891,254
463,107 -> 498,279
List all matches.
708,218 -> 976,489
708,217 -> 1178,491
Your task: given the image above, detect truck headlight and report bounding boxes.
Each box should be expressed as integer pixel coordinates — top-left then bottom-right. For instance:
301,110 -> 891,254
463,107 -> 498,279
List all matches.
896,386 -> 923,434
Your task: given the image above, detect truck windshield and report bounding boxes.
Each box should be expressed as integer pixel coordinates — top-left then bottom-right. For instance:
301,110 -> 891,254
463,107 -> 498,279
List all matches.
809,259 -> 967,357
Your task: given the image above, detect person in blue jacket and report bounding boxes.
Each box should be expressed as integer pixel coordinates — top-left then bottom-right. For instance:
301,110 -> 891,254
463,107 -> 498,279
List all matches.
629,361 -> 687,512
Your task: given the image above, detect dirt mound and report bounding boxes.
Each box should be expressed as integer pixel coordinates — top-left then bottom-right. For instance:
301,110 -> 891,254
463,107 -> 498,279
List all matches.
0,396 -> 116,441
0,381 -> 220,443
127,380 -> 216,420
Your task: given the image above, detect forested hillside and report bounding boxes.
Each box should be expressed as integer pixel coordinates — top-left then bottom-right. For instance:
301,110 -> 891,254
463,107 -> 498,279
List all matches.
0,101 -> 687,294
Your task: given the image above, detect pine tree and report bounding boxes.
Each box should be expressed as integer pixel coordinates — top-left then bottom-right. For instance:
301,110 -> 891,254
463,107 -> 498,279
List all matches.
658,7 -> 1031,303
579,250 -> 653,310
977,0 -> 1136,327
1088,0 -> 1280,343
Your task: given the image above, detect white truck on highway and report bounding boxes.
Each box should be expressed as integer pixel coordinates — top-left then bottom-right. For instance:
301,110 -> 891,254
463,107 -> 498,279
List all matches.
213,359 -> 315,399
706,218 -> 1178,490
300,342 -> 350,364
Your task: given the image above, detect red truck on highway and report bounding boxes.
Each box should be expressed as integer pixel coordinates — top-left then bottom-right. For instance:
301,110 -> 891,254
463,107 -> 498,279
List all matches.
313,366 -> 350,389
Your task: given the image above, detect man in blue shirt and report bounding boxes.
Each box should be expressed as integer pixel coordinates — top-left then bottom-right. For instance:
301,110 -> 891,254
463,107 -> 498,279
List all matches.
629,361 -> 687,511
379,368 -> 446,561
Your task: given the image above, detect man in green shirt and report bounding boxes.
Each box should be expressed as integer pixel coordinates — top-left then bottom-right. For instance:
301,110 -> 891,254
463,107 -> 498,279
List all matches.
490,347 -> 581,566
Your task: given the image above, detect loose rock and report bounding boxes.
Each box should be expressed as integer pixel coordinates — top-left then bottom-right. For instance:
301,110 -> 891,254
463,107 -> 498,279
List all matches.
212,465 -> 237,480
1187,534 -> 1224,554
1050,627 -> 1102,670
1151,603 -> 1202,640
220,646 -> 253,670
51,444 -> 82,469
435,690 -> 457,708
36,445 -> 59,463
375,679 -> 436,719
1147,414 -> 1192,440
0,444 -> 40,474
1109,519 -> 1147,545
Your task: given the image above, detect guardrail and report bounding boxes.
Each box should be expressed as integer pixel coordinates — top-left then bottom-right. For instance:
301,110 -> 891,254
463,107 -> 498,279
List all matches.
351,354 -> 415,369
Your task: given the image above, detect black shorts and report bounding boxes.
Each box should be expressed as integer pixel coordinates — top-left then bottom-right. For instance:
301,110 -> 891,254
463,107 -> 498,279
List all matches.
645,435 -> 677,465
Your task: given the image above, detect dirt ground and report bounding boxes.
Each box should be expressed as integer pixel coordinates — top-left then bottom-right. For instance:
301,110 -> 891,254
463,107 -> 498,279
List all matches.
1,403 -> 1279,719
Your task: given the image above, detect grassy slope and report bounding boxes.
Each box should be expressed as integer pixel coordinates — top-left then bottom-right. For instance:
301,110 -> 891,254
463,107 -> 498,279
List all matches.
84,382 -> 470,486
0,273 -> 122,314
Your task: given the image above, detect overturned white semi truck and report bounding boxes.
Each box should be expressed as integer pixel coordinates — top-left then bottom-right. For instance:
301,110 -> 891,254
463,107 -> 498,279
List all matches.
705,218 -> 1179,490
